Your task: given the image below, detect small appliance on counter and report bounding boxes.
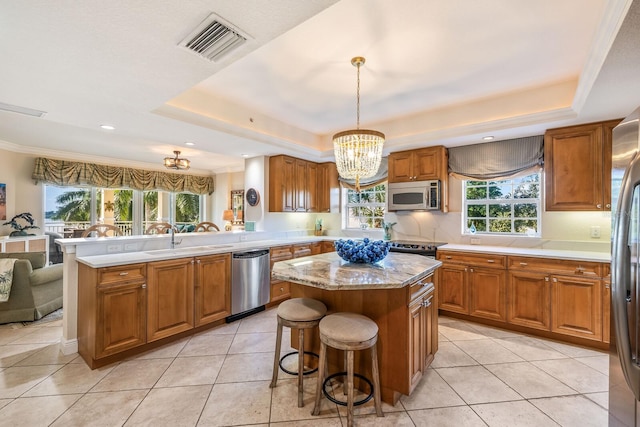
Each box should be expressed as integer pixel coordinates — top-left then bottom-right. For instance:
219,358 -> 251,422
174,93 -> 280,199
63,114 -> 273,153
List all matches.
388,240 -> 447,259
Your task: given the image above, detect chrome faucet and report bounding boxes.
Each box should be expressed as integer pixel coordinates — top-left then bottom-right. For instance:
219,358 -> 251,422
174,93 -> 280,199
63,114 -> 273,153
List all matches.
170,227 -> 181,249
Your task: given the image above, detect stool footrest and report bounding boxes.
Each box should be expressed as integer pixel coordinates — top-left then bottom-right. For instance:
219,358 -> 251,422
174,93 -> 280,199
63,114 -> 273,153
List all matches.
278,351 -> 319,376
322,372 -> 374,407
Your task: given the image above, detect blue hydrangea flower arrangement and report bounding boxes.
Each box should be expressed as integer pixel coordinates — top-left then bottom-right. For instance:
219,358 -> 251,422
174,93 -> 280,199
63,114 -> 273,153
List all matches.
334,238 -> 391,264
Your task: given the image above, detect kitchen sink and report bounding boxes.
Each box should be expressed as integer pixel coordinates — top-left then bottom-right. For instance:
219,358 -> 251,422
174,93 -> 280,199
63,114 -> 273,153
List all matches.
144,245 -> 234,256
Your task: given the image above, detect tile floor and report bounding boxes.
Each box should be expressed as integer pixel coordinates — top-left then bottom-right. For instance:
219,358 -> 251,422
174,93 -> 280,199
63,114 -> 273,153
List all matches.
0,309 -> 609,426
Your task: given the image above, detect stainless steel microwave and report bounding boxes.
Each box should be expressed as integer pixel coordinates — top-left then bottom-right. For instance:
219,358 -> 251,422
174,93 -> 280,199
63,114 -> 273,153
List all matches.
387,180 -> 440,211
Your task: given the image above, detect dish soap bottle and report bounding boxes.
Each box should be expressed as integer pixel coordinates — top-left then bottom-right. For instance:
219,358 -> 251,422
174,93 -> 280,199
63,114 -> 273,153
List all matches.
469,223 -> 476,234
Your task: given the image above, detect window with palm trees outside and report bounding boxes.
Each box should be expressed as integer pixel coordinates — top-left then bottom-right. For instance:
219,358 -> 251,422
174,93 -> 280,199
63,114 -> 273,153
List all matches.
44,185 -> 203,236
344,184 -> 386,230
464,173 -> 541,236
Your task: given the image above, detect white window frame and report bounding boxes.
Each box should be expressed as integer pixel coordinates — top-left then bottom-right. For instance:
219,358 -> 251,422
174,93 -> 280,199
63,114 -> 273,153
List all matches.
463,173 -> 541,236
342,183 -> 387,230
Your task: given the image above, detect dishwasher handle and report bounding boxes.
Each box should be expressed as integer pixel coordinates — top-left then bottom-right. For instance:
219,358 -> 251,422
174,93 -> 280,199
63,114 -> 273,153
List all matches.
233,249 -> 270,259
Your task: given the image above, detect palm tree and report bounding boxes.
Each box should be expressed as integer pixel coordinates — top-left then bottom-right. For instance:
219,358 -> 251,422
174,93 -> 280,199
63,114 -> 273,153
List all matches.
176,193 -> 199,223
52,189 -> 98,221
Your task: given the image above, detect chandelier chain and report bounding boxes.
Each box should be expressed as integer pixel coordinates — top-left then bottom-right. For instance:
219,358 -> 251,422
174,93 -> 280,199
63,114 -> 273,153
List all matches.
356,61 -> 360,129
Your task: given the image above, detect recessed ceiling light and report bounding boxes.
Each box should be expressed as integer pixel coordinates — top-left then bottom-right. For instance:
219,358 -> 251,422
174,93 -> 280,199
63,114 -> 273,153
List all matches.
241,154 -> 249,158
185,142 -> 195,146
100,124 -> 115,130
482,136 -> 494,141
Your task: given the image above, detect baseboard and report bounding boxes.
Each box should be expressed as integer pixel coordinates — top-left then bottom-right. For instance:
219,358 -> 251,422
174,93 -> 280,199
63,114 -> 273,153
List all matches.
60,338 -> 78,355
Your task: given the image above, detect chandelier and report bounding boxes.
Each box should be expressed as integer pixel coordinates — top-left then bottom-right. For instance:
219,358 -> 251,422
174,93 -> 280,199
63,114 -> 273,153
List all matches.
333,57 -> 385,191
164,150 -> 190,170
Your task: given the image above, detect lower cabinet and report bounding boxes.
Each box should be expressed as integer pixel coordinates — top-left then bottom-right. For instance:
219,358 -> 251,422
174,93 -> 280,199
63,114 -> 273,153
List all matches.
407,276 -> 436,394
469,267 -> 506,322
195,254 -> 231,327
438,264 -> 468,314
551,274 -> 602,341
508,270 -> 551,331
270,246 -> 293,304
147,258 -> 195,342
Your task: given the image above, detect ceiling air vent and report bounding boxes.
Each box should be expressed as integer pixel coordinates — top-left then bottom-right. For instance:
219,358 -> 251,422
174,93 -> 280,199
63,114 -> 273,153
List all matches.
0,102 -> 46,117
179,13 -> 248,62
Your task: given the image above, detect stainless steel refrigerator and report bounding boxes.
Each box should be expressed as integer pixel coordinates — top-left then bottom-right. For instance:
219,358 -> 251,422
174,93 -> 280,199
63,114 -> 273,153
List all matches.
611,107 -> 640,426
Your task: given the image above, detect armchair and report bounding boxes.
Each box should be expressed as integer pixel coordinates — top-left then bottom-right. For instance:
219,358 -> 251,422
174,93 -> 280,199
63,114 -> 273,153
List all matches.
0,252 -> 63,323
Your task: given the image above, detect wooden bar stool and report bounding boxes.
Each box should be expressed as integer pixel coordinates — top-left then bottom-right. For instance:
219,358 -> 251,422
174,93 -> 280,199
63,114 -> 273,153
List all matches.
312,312 -> 383,426
270,298 -> 327,407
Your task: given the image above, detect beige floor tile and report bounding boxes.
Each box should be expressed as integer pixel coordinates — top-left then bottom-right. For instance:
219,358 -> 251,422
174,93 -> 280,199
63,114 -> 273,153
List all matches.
205,321 -> 240,335
0,328 -> 33,345
0,343 -> 46,367
24,362 -> 114,396
270,420 -> 340,426
50,390 -> 148,427
198,381 -> 271,426
575,355 -> 609,375
436,365 -> 522,404
228,331 -> 277,354
237,311 -> 278,333
0,398 -> 12,410
467,323 -> 523,339
494,336 -> 569,361
437,316 -> 458,324
9,326 -> 63,345
472,400 -> 558,426
0,394 -> 81,426
430,342 -> 478,368
541,339 -> 607,358
532,358 -> 608,393
217,352 -> 284,383
178,333 -> 234,357
125,385 -> 211,426
584,391 -> 608,409
14,343 -> 78,366
353,410 -> 415,426
400,369 -> 465,410
129,337 -> 190,360
455,339 -> 524,364
270,377 -> 339,422
438,322 -> 487,341
531,395 -> 609,427
155,355 -> 225,387
91,358 -> 172,392
438,332 -> 449,342
485,361 -> 578,399
408,406 -> 487,426
0,365 -> 62,398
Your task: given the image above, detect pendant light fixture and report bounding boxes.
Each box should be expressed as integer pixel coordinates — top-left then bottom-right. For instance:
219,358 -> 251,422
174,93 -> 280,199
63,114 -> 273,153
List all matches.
333,56 -> 385,191
164,150 -> 191,170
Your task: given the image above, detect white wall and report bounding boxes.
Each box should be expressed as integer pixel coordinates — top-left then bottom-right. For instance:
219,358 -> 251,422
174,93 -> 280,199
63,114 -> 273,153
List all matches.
0,149 -> 44,236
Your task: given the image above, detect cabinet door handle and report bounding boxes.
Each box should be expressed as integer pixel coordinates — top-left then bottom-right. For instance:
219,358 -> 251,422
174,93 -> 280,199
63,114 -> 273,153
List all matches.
597,203 -> 602,209
469,268 -> 474,273
552,278 -> 558,283
280,287 -> 284,292
605,282 -> 611,289
606,203 -> 611,209
141,284 -> 146,289
423,296 -> 433,307
196,259 -> 201,264
119,272 -> 129,276
487,259 -> 495,263
191,260 -> 195,265
519,262 -> 528,266
545,277 -> 549,281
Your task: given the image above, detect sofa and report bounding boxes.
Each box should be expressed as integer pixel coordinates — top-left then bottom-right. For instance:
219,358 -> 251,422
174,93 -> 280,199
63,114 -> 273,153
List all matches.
0,252 -> 63,323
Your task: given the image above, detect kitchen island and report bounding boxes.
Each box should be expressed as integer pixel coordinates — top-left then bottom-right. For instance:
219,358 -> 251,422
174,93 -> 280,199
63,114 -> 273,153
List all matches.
272,252 -> 441,405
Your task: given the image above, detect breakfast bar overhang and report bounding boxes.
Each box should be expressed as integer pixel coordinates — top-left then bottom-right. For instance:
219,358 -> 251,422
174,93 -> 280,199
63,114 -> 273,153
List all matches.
272,252 -> 442,405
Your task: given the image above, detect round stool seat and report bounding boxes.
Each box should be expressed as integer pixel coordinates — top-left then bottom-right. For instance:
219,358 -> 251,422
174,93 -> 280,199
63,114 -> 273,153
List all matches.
277,298 -> 327,322
319,313 -> 378,350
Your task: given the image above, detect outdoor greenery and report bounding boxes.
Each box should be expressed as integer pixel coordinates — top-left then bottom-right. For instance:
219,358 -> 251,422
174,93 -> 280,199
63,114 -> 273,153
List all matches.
346,184 -> 386,229
465,173 -> 540,235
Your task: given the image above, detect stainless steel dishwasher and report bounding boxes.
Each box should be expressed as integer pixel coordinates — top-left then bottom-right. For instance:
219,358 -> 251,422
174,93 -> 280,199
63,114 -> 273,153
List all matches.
229,249 -> 271,321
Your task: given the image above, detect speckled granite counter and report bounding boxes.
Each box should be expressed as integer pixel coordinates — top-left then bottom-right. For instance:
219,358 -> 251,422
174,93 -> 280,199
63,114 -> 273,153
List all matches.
272,252 -> 441,290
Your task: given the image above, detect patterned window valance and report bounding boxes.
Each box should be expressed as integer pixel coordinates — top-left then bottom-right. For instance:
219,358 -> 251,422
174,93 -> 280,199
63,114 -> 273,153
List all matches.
32,157 -> 214,195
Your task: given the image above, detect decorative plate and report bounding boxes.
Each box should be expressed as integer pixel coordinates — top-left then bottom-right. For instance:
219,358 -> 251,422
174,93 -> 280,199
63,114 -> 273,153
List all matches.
246,188 -> 260,206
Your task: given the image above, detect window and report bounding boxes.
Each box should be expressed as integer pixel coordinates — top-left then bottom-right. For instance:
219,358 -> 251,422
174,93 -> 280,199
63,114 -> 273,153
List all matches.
464,173 -> 541,236
344,184 -> 386,230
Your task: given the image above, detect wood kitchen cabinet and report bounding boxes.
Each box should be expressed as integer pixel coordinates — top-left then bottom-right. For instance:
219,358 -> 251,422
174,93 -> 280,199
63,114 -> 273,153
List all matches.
321,240 -> 336,253
77,263 -> 147,368
508,270 -> 551,331
146,258 -> 195,342
545,119 -> 620,211
269,245 -> 293,303
195,253 -> 231,327
408,278 -> 436,393
270,156 -> 339,213
437,250 -> 506,322
551,274 -> 602,341
388,146 -> 449,212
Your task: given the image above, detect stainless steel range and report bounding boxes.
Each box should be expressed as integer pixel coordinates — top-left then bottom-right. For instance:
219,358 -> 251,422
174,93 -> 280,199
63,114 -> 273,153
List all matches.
388,240 -> 447,258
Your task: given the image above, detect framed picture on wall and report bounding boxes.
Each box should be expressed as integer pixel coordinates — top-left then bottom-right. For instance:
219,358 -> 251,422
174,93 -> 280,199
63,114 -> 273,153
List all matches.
0,183 -> 5,220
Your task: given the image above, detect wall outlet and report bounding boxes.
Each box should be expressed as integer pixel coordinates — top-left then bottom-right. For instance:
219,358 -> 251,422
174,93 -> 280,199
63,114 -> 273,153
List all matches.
590,226 -> 601,238
470,237 -> 481,245
107,244 -> 122,253
124,243 -> 137,251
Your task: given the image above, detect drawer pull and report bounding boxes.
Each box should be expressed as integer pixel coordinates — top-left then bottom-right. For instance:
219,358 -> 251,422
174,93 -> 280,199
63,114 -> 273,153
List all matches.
280,287 -> 284,292
486,259 -> 495,263
552,278 -> 558,283
545,277 -> 549,281
445,256 -> 452,259
575,266 -> 585,274
141,284 -> 146,289
423,296 -> 433,307
119,272 -> 129,276
519,262 -> 528,266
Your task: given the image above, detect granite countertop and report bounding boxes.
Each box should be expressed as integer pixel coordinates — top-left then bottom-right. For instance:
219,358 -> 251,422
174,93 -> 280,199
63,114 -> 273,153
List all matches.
440,244 -> 610,263
271,252 -> 442,290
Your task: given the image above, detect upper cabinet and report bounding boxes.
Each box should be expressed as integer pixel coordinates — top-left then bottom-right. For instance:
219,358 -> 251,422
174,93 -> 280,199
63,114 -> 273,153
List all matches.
544,119 -> 621,211
388,146 -> 449,212
269,155 -> 340,213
